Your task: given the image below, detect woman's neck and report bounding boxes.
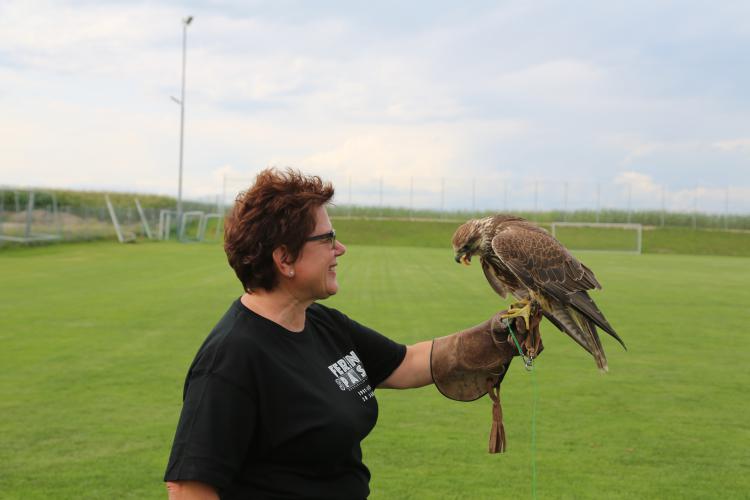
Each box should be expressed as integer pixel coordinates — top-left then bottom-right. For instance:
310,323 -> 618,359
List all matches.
240,290 -> 311,332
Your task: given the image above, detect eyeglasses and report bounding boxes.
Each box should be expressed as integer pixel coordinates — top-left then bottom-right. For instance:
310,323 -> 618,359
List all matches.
305,229 -> 336,249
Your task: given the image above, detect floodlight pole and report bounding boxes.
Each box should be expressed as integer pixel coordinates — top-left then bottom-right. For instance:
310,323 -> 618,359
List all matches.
176,15 -> 193,229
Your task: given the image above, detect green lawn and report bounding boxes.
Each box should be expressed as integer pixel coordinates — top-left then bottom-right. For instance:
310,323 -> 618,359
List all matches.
1,241 -> 748,499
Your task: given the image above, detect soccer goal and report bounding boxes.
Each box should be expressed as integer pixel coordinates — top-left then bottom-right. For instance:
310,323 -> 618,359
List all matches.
198,213 -> 223,242
179,211 -> 205,242
550,222 -> 643,254
158,210 -> 179,240
0,190 -> 62,244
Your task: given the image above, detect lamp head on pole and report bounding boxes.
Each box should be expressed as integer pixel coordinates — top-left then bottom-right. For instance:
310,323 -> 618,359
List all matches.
184,16 -> 193,26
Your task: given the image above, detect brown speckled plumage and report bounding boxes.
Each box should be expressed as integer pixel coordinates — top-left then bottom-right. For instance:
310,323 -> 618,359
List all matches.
452,215 -> 626,371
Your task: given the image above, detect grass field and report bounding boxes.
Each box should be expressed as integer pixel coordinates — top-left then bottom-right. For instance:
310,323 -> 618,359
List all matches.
1,238 -> 749,499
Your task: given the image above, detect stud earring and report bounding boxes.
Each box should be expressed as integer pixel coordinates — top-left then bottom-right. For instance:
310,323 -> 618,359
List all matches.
289,270 -> 295,277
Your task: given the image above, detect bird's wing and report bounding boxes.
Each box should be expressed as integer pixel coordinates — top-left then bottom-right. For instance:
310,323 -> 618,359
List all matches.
481,259 -> 508,298
490,224 -> 625,349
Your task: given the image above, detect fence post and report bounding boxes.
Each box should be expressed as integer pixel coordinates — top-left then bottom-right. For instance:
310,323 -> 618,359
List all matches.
379,176 -> 383,217
83,206 -> 88,239
25,191 -> 34,239
348,175 -> 352,218
51,193 -> 61,237
222,173 -> 227,214
440,177 -> 445,218
693,186 -> 698,230
627,183 -> 632,223
409,177 -> 414,220
0,189 -> 4,239
660,186 -> 665,227
724,186 -> 729,230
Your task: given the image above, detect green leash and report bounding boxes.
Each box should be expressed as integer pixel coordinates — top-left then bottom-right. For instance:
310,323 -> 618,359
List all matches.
504,319 -> 539,500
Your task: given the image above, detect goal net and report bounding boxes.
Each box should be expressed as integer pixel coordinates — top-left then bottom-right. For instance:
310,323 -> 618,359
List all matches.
0,190 -> 62,244
550,222 -> 643,254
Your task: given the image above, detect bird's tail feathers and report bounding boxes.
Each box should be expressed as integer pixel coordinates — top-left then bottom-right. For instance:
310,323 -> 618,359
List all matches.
569,292 -> 627,350
545,304 -> 597,355
546,303 -> 609,372
571,309 -> 608,373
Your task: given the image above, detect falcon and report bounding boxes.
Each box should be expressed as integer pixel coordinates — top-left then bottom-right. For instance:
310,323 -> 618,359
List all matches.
452,215 -> 626,371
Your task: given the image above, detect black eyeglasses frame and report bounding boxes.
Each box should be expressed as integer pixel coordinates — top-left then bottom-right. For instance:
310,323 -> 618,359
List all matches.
305,229 -> 336,248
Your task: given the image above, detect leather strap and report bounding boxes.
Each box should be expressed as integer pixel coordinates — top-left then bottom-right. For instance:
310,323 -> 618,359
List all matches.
487,378 -> 506,453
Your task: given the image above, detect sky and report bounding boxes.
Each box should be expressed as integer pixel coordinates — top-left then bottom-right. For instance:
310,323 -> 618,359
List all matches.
1,0 -> 749,213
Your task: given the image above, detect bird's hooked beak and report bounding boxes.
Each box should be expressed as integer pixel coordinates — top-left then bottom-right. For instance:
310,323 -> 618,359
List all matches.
454,252 -> 471,266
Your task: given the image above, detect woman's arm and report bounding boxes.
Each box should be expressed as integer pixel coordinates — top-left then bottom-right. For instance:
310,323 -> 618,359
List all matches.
166,481 -> 219,500
378,340 -> 433,389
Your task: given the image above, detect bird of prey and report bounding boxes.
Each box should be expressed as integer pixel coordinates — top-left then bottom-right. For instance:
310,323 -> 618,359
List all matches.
452,215 -> 625,371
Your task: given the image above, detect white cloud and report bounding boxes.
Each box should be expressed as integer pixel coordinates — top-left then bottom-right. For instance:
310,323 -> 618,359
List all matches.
1,0 -> 750,212
617,139 -> 707,166
712,138 -> 750,152
493,59 -> 606,105
614,171 -> 660,195
610,172 -> 750,213
0,2 -> 180,76
296,119 -> 528,180
668,186 -> 727,213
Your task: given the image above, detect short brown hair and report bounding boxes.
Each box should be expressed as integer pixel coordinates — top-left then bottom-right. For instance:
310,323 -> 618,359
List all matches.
224,168 -> 334,292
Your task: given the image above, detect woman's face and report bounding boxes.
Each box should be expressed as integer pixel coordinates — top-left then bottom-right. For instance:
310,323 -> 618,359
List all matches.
290,205 -> 346,301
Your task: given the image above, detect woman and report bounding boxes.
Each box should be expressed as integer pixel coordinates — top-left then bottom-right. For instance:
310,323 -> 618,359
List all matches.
164,168 -> 530,499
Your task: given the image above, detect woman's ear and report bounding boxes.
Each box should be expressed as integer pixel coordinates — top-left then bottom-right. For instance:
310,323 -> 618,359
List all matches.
272,246 -> 295,278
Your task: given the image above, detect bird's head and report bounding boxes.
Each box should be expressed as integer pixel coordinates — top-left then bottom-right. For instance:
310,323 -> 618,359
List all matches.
452,220 -> 483,266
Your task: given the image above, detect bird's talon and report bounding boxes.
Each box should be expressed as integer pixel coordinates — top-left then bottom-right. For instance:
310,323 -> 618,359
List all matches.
499,300 -> 532,331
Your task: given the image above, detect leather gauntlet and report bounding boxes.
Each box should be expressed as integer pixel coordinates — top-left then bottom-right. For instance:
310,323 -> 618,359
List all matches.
431,312 -> 542,453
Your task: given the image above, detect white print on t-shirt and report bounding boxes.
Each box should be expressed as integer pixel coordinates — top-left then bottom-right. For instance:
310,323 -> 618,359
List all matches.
327,350 -> 375,402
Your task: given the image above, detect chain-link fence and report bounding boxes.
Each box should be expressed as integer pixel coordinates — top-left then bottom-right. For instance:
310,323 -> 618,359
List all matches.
223,174 -> 750,230
0,189 -> 223,246
3,174 -> 749,247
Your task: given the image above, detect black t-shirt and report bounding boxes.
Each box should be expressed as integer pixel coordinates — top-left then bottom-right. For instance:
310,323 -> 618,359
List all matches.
164,299 -> 407,499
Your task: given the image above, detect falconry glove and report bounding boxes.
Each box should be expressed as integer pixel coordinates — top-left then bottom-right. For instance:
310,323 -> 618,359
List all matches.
431,311 -> 543,453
